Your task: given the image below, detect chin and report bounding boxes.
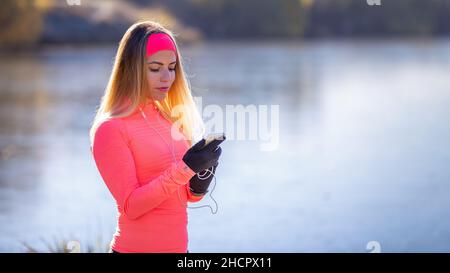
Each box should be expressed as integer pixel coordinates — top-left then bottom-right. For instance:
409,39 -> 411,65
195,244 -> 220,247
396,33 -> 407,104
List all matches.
154,95 -> 167,101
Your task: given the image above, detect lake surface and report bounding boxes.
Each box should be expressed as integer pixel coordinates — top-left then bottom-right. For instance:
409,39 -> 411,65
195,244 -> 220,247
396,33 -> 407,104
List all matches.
1,39 -> 450,252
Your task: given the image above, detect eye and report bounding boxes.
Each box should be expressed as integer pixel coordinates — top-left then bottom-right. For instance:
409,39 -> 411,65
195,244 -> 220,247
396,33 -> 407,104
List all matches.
149,67 -> 176,72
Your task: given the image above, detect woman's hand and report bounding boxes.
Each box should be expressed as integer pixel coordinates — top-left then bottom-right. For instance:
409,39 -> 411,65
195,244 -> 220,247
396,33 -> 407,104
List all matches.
189,162 -> 219,195
182,138 -> 222,173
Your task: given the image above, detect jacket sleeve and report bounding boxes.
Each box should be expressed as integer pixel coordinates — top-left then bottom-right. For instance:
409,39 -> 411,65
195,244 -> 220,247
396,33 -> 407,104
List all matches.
91,119 -> 196,220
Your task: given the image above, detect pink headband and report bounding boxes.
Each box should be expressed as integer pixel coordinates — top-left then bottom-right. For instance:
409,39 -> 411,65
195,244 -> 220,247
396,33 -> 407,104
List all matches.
146,32 -> 177,57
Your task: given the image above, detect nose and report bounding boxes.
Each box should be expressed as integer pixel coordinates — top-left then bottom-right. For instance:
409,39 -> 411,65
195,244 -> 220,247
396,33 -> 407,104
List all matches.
160,69 -> 170,82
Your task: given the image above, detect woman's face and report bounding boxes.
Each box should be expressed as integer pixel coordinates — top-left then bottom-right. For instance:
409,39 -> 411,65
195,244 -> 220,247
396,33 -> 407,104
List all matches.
146,50 -> 177,101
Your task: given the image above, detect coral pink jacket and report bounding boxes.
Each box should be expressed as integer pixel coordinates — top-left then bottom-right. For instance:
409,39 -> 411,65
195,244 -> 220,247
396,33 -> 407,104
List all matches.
91,100 -> 203,253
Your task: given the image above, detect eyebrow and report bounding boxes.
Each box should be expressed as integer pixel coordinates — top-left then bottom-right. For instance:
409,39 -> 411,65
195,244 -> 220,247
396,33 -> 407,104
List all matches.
147,61 -> 177,65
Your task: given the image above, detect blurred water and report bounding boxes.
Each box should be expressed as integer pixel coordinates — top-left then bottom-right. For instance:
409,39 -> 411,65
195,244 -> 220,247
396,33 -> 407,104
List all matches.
1,39 -> 450,252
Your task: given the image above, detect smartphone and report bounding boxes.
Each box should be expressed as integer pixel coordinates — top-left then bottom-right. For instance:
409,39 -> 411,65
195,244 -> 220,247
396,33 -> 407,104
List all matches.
202,133 -> 226,150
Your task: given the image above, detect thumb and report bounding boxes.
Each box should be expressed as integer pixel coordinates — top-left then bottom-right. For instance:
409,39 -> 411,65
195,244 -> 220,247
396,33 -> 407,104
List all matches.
190,139 -> 206,151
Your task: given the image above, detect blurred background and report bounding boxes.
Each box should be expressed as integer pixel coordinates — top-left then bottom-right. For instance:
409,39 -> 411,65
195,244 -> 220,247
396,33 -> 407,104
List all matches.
1,0 -> 450,252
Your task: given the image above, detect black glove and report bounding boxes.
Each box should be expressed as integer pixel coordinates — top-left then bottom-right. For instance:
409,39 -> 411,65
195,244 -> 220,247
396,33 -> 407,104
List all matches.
189,162 -> 219,195
182,138 -> 222,173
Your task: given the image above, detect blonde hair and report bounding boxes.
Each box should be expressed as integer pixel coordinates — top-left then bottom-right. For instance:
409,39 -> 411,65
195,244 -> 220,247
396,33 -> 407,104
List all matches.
89,21 -> 204,146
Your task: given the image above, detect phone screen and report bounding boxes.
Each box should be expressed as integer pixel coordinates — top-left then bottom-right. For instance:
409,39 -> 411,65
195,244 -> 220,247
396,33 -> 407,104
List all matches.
203,133 -> 226,149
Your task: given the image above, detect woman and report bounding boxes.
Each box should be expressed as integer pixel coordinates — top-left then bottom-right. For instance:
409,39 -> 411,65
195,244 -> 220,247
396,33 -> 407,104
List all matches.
89,21 -> 222,253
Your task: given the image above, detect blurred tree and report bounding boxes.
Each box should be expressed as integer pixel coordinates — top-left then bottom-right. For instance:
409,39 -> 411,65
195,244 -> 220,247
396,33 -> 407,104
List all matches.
156,0 -> 450,39
0,0 -> 52,48
306,0 -> 450,37
165,0 -> 310,39
2,0 -> 450,47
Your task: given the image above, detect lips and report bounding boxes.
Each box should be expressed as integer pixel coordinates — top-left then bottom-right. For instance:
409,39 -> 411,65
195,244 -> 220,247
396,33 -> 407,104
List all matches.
157,87 -> 169,92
